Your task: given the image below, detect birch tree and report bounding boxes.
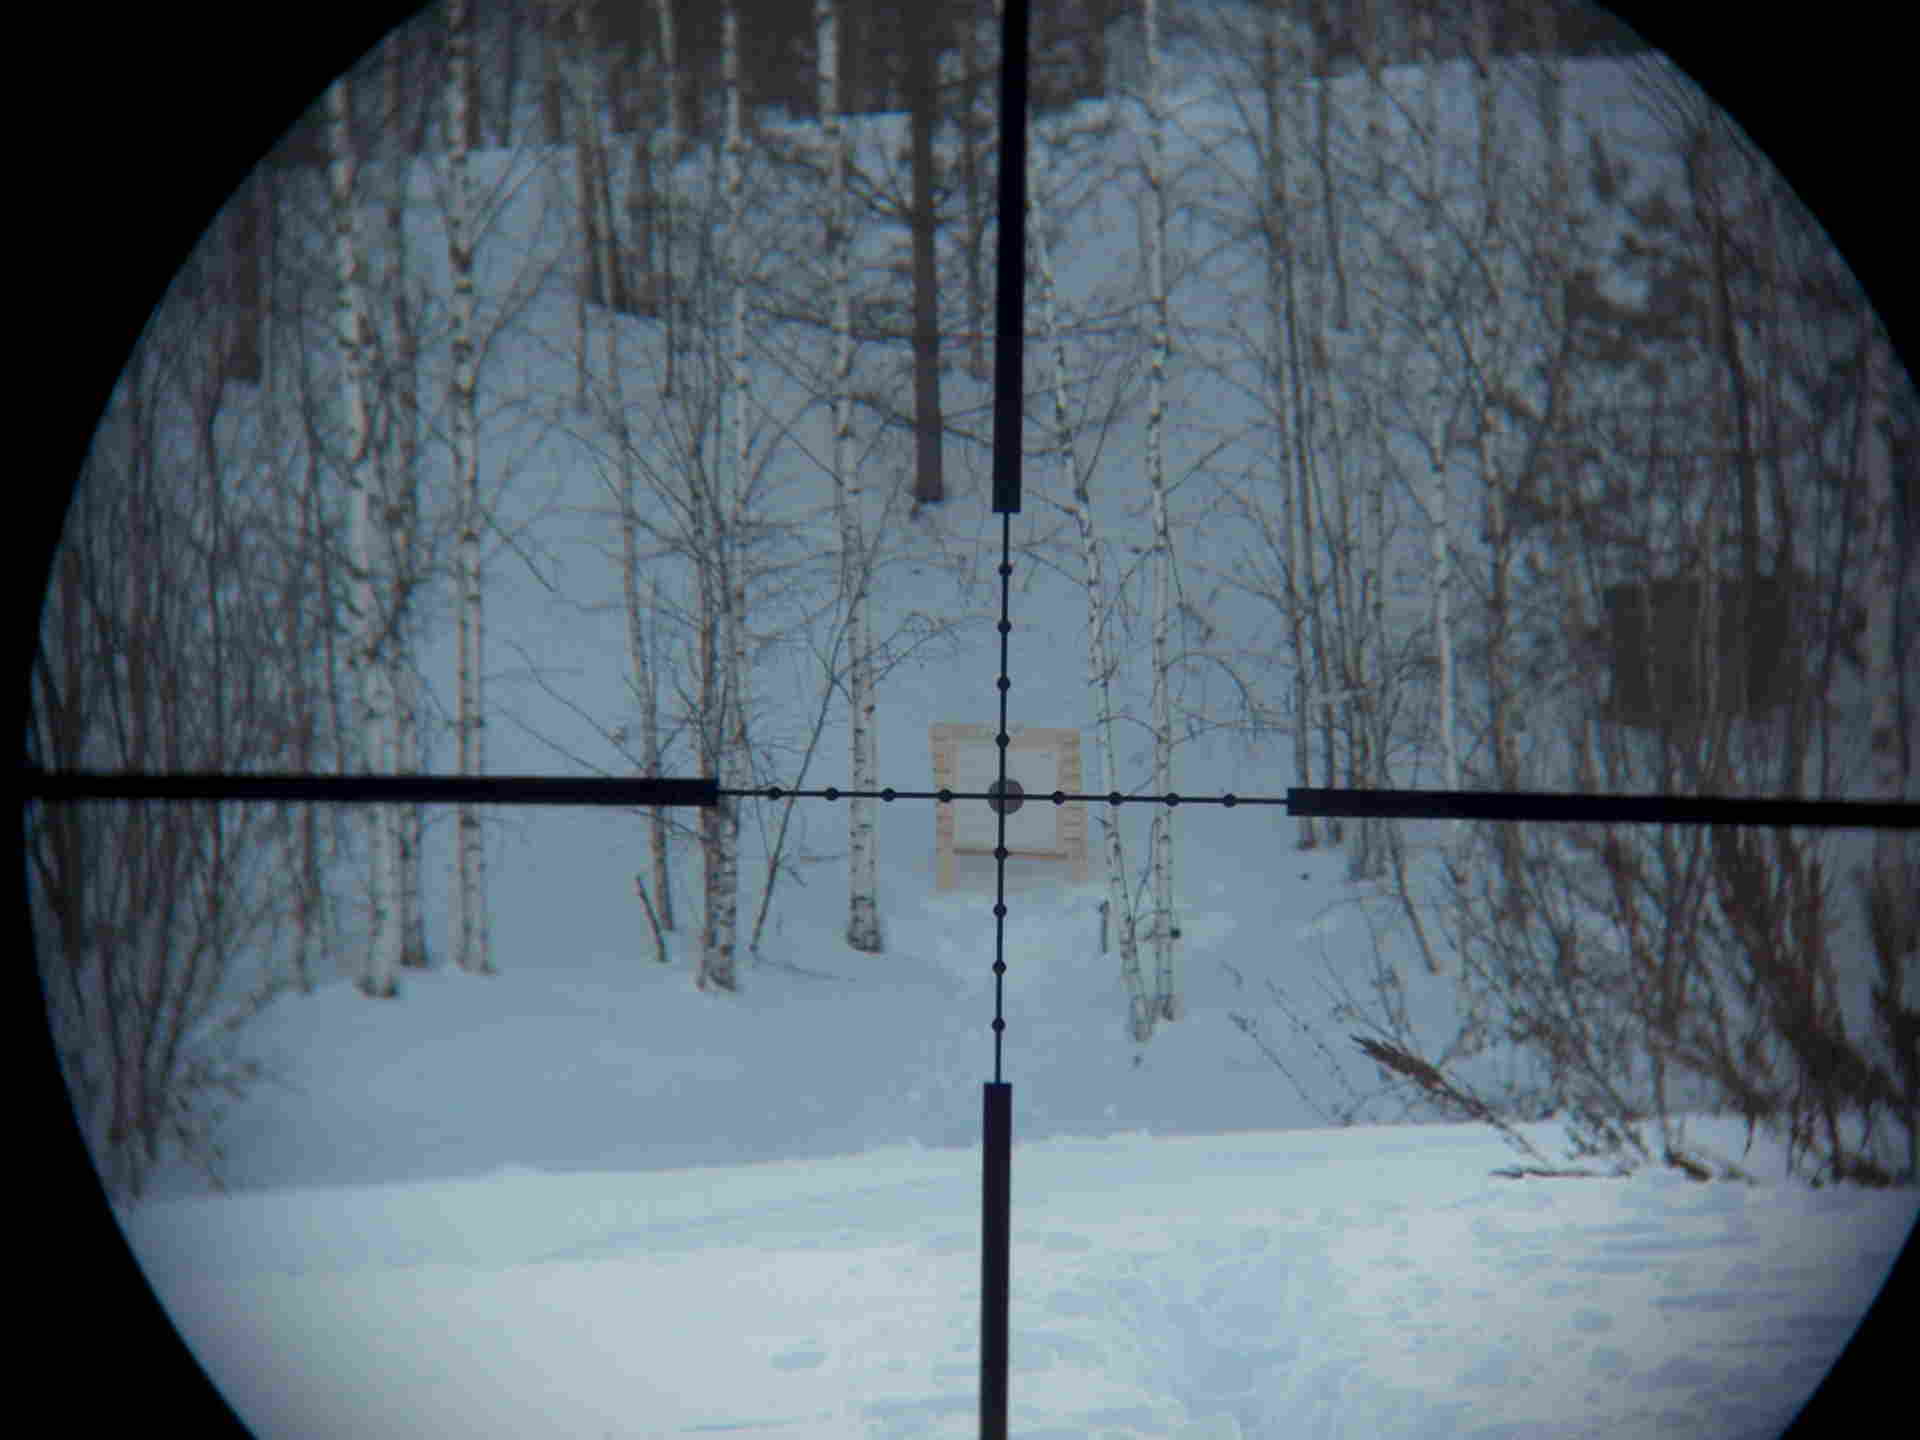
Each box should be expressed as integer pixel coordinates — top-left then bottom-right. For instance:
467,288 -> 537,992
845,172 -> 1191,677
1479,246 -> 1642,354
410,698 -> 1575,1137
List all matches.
379,34 -> 431,974
723,0 -> 753,963
695,0 -> 748,994
329,74 -> 402,1000
447,0 -> 493,976
1027,97 -> 1149,1042
1141,0 -> 1180,1025
819,0 -> 882,954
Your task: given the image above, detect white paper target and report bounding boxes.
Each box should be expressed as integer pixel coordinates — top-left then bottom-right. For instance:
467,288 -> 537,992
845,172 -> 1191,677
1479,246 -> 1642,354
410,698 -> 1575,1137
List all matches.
953,742 -> 1058,852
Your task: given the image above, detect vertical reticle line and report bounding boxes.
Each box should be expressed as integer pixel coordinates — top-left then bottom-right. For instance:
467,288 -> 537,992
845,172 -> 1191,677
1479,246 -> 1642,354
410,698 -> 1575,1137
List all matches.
988,0 -> 1030,1083
983,2 -> 1029,1435
993,510 -> 1014,1085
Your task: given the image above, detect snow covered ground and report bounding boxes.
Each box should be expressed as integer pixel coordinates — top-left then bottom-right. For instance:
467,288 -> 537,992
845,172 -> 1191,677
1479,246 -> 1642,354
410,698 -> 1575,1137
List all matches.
118,882 -> 1916,1439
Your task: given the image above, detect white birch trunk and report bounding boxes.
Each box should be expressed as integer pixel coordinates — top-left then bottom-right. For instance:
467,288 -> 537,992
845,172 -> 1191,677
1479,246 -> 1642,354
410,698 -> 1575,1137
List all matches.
383,41 -> 429,974
447,0 -> 492,976
726,0 -> 751,862
698,1 -> 745,993
819,0 -> 881,954
329,77 -> 400,999
1031,114 -> 1148,1044
643,0 -> 677,933
1144,0 -> 1180,1024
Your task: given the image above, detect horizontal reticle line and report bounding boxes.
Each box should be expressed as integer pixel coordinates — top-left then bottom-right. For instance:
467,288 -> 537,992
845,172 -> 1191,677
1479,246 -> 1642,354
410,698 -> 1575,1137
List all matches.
20,770 -> 1917,829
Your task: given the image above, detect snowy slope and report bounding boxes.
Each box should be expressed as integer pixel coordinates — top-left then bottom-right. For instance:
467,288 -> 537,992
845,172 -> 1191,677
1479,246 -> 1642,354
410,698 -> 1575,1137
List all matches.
121,927 -> 1915,1438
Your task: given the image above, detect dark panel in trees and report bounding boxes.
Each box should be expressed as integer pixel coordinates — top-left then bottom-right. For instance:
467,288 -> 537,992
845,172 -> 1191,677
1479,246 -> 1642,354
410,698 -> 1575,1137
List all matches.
1597,571 -> 1808,729
1031,0 -> 1119,114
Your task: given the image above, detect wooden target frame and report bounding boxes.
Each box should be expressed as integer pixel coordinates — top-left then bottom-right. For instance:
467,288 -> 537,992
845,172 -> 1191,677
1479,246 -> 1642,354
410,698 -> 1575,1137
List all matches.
931,723 -> 1087,891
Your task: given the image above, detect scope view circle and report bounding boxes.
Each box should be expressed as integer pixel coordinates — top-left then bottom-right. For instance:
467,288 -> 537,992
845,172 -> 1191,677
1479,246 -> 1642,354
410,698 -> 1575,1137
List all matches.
24,3 -> 1918,1440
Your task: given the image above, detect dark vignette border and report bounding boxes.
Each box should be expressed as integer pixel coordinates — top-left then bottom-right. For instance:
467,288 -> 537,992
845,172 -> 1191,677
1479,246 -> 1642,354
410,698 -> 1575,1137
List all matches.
15,4 -> 1913,1435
